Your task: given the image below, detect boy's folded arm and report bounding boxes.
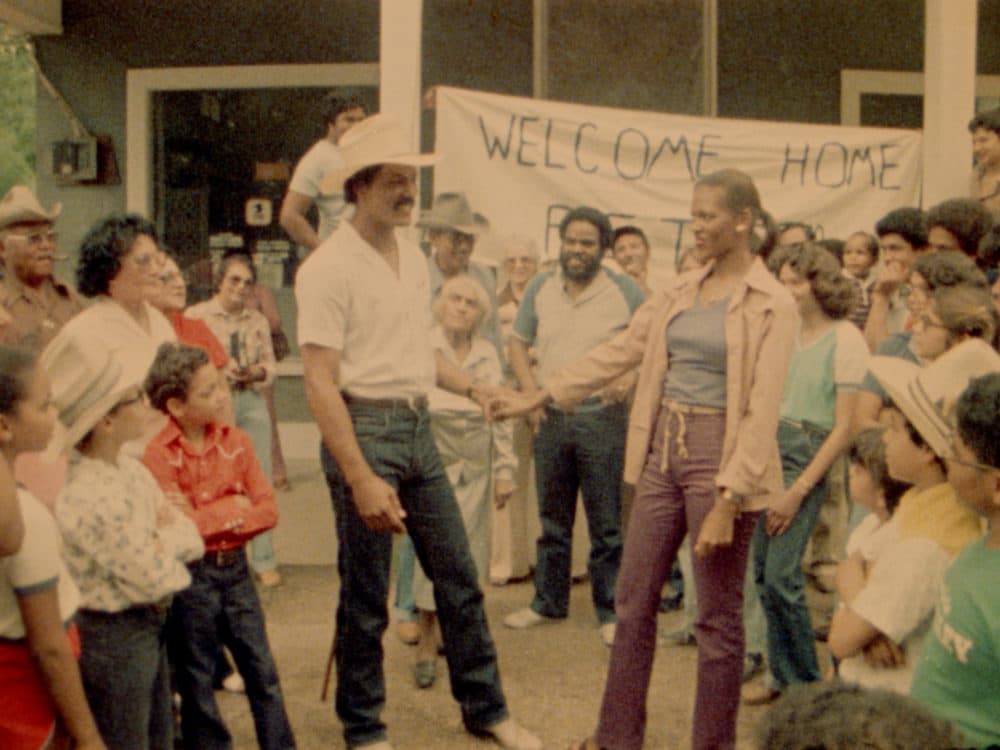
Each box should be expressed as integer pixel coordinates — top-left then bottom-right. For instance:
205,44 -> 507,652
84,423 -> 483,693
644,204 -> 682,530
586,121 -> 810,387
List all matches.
237,438 -> 279,534
181,494 -> 249,541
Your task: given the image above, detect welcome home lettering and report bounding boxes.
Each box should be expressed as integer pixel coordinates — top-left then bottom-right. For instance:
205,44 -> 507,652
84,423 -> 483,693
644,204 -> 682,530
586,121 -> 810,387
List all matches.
478,114 -> 903,190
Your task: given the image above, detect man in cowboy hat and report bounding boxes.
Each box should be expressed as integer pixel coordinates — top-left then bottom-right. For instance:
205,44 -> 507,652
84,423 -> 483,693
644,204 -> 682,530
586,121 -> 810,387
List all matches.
0,185 -> 83,351
296,114 -> 541,750
419,191 -> 504,360
279,91 -> 367,250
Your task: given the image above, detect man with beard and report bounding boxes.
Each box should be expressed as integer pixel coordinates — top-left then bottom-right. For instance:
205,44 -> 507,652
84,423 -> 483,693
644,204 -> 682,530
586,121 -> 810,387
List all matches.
296,114 -> 541,750
503,206 -> 645,647
0,186 -> 82,351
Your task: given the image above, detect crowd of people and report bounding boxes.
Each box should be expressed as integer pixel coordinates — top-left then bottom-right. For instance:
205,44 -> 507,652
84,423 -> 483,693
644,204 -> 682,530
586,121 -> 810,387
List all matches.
1,93 -> 1000,750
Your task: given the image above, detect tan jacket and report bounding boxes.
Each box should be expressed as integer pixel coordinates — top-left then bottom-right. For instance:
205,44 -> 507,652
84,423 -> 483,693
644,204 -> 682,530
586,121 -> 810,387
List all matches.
547,258 -> 798,512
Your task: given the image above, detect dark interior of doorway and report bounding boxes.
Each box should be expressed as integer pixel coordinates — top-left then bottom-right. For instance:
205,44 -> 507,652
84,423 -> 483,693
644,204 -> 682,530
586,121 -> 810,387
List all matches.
154,86 -> 377,299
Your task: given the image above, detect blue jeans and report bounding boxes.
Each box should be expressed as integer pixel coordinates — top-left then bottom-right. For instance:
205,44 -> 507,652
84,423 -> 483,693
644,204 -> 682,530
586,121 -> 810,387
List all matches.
76,604 -> 173,750
233,389 -> 278,574
169,555 -> 295,750
393,534 -> 417,622
531,402 -> 626,624
752,419 -> 827,688
321,403 -> 507,747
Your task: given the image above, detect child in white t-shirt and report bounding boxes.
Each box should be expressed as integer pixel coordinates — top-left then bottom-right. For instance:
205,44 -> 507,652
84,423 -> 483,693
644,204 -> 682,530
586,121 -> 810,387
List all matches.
0,346 -> 104,750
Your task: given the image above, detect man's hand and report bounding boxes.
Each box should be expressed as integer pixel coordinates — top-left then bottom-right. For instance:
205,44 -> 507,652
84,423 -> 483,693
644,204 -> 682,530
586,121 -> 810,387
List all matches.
694,498 -> 738,557
494,478 -> 515,509
765,485 -> 807,536
489,387 -> 550,421
862,634 -> 905,669
468,382 -> 502,420
873,259 -> 908,296
350,473 -> 407,533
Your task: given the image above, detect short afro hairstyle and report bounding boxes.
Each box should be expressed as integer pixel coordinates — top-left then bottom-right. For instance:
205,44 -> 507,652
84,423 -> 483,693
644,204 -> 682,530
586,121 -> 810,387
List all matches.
875,207 -> 927,250
767,241 -> 858,319
925,198 -> 994,255
559,206 -> 613,251
144,343 -> 211,413
76,213 -> 158,298
755,681 -> 962,750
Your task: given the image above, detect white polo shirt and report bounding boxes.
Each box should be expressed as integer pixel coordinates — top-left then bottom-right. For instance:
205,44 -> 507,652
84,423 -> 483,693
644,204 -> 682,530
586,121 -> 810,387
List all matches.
295,221 -> 436,400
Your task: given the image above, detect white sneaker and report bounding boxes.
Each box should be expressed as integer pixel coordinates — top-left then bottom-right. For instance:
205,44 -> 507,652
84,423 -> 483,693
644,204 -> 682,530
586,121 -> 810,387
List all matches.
484,717 -> 543,750
600,622 -> 616,647
503,607 -> 555,629
221,672 -> 245,693
351,741 -> 394,750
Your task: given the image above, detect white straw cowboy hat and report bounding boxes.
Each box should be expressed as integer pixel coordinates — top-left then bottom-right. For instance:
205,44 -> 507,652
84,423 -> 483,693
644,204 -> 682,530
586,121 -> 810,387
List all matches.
0,185 -> 62,231
870,338 -> 1000,458
318,113 -> 440,194
40,333 -> 155,456
417,192 -> 489,236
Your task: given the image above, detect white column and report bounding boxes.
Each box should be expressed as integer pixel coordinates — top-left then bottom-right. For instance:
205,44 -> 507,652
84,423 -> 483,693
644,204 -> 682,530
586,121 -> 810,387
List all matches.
532,0 -> 548,99
923,0 -> 977,206
379,0 -> 423,153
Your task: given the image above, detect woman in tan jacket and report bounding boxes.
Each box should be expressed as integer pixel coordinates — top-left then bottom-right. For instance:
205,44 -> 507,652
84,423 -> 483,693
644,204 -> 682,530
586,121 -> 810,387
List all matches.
497,169 -> 798,750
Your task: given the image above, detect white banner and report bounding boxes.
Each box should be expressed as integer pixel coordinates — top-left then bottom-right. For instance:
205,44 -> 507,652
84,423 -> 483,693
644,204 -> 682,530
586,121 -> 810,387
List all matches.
433,87 -> 922,286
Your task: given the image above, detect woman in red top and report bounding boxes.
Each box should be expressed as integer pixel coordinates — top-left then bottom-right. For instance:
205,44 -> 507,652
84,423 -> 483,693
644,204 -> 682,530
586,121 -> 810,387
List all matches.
149,253 -> 228,369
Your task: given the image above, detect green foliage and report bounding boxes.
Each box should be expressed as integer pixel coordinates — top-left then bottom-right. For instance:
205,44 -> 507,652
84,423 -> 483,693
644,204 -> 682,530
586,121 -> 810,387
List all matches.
0,23 -> 36,195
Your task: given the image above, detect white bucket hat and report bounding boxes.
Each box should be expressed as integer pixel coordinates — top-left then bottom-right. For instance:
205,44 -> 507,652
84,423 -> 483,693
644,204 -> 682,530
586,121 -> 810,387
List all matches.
318,113 -> 440,195
870,338 -> 1000,458
0,185 -> 62,231
40,333 -> 155,456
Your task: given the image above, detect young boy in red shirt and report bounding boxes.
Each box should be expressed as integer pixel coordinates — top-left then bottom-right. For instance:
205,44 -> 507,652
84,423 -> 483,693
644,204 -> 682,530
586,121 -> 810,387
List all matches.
142,342 -> 295,750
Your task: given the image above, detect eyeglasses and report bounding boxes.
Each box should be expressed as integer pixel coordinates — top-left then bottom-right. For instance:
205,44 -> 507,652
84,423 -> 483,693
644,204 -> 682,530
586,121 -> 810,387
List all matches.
5,230 -> 58,247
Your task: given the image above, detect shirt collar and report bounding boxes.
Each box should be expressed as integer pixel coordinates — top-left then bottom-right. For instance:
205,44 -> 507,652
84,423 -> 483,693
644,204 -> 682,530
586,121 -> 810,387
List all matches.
159,417 -> 229,454
204,296 -> 251,321
1,273 -> 70,302
676,256 -> 780,306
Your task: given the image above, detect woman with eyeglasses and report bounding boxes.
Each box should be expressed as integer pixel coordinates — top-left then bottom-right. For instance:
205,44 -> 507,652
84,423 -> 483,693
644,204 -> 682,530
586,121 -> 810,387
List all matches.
853,252 -> 989,434
53,214 -> 176,366
186,251 -> 281,587
148,252 -> 228,369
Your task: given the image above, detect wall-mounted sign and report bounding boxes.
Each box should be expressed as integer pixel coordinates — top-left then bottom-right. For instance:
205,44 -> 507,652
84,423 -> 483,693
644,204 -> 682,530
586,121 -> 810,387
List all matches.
245,198 -> 273,226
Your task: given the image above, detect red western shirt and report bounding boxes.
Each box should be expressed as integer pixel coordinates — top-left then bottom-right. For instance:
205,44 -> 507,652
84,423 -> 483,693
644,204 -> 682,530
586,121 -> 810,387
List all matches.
143,419 -> 277,551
